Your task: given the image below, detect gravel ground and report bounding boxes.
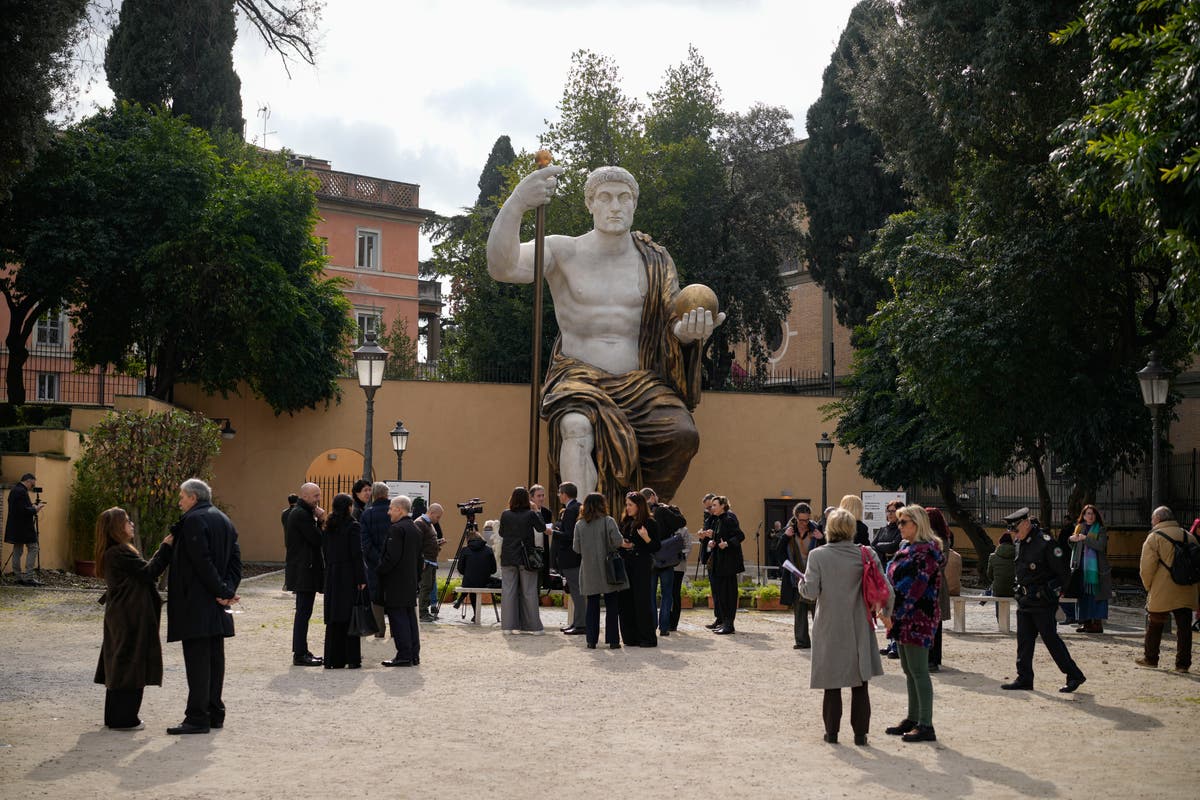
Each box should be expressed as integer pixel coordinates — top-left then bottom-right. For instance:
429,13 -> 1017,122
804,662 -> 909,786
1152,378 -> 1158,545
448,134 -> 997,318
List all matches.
1,575 -> 1196,799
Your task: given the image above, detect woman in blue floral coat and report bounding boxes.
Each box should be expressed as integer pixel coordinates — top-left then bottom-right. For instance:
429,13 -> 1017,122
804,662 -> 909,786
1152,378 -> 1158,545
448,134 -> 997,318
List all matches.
884,505 -> 944,743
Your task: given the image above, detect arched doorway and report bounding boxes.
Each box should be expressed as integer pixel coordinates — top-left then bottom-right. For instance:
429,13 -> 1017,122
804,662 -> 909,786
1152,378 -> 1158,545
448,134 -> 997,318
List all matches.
305,448 -> 369,497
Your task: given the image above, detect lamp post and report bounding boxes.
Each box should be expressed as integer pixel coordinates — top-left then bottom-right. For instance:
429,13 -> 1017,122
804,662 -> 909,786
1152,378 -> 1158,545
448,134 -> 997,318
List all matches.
1136,352 -> 1169,511
816,432 -> 834,515
389,420 -> 409,481
353,332 -> 388,482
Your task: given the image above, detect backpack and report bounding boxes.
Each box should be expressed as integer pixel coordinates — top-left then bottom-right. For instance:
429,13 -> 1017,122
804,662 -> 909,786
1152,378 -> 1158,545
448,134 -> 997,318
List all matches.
860,546 -> 891,621
653,530 -> 687,570
1154,530 -> 1200,585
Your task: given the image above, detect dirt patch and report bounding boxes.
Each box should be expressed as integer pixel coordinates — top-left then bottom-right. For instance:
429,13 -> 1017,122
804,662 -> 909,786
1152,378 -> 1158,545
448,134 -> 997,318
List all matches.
0,577 -> 1195,799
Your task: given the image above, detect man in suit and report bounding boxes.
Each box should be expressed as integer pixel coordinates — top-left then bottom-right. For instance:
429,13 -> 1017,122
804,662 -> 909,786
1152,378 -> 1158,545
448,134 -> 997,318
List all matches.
284,482 -> 325,666
165,478 -> 241,735
5,473 -> 45,585
553,482 -> 585,634
378,495 -> 423,667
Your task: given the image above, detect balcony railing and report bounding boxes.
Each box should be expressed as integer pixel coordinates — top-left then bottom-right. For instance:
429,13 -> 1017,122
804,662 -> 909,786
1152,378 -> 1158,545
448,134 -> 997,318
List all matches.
313,169 -> 420,209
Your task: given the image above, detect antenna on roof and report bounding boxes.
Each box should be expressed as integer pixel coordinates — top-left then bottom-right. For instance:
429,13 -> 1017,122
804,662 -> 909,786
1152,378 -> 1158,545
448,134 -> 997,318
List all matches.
256,104 -> 277,150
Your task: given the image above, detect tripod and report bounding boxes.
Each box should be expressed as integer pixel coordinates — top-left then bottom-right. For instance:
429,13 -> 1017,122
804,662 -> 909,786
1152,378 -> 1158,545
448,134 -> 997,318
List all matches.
435,515 -> 477,614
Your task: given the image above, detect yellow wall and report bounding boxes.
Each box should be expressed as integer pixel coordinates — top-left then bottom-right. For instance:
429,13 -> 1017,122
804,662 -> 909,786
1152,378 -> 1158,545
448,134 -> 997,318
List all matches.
1,428 -> 82,569
173,380 -> 880,562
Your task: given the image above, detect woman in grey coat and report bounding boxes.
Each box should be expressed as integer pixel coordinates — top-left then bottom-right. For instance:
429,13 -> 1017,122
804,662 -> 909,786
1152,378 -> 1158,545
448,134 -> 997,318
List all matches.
799,508 -> 894,746
573,493 -> 629,649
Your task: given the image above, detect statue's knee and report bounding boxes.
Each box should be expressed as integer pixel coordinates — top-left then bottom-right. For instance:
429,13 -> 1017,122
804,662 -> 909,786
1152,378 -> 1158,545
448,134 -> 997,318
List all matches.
560,413 -> 593,443
678,421 -> 699,458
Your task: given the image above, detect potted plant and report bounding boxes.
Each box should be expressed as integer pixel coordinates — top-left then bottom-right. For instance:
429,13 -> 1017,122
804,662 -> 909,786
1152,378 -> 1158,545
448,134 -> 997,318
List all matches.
756,584 -> 783,611
738,583 -> 757,608
678,582 -> 694,609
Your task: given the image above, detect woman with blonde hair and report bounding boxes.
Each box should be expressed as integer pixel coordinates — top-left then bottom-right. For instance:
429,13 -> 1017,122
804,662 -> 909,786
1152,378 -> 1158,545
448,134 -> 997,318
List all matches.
839,494 -> 871,546
884,505 -> 943,743
799,508 -> 893,746
93,508 -> 174,730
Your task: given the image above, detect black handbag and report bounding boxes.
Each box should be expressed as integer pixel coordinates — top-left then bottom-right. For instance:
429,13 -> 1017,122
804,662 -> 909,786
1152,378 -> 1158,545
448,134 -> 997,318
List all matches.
348,588 -> 380,637
1062,567 -> 1083,600
605,550 -> 627,584
522,541 -> 544,571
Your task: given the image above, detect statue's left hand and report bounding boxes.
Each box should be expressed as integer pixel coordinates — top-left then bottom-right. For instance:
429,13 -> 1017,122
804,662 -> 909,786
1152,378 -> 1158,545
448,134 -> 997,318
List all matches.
673,308 -> 726,344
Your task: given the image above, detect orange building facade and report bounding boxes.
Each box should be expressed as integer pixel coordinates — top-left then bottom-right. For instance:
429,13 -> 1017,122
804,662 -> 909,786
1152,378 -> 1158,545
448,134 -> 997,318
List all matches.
0,155 -> 438,404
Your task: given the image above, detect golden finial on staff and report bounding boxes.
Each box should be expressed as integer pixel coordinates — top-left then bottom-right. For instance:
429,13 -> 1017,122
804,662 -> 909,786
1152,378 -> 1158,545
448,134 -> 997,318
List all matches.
535,149 -> 553,169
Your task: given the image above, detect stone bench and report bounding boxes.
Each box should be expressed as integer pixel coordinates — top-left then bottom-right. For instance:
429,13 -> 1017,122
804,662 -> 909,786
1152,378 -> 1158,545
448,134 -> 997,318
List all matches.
949,594 -> 1014,634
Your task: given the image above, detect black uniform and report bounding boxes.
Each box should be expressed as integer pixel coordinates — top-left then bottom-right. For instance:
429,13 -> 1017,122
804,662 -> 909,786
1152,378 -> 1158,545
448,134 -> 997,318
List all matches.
1011,524 -> 1085,689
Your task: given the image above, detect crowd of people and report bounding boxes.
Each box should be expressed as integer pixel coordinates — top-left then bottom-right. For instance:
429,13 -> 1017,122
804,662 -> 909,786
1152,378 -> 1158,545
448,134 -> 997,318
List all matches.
7,469 -> 1193,740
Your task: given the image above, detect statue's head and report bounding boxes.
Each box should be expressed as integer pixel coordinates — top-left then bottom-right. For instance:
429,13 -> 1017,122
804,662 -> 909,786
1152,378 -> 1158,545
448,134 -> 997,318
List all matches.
584,166 -> 639,235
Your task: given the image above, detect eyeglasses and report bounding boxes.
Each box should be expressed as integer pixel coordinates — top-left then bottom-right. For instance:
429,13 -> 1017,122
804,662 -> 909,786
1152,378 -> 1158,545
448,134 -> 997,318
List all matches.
898,519 -> 914,528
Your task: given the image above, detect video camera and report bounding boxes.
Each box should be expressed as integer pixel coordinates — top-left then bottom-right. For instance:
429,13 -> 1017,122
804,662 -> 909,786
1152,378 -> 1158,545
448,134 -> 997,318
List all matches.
458,499 -> 484,517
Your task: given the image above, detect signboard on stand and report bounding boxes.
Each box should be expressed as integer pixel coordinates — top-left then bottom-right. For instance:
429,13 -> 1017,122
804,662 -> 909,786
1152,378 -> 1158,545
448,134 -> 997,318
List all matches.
862,491 -> 906,534
386,481 -> 431,510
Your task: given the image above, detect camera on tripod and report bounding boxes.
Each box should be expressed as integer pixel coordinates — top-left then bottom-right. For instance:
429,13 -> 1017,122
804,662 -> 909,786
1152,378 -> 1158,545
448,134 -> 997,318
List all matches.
458,499 -> 484,517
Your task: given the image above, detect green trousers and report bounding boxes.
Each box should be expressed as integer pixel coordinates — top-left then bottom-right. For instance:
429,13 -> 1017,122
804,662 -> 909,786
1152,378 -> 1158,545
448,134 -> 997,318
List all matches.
899,643 -> 934,726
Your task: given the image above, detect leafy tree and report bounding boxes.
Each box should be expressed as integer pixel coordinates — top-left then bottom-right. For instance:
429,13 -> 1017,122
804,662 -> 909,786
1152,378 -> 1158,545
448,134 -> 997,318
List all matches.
1052,0 -> 1200,344
379,314 -> 418,380
106,0 -> 243,132
824,0 -> 1188,527
104,0 -> 324,133
0,0 -> 89,202
0,103 -> 354,413
798,0 -> 908,328
71,408 -> 222,555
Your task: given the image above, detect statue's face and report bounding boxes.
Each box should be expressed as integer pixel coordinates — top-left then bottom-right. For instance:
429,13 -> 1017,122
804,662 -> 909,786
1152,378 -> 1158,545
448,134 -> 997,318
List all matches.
587,181 -> 636,234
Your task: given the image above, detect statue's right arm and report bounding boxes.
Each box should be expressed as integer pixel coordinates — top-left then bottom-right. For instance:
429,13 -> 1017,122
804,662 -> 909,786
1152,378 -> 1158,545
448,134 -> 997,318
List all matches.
486,166 -> 565,283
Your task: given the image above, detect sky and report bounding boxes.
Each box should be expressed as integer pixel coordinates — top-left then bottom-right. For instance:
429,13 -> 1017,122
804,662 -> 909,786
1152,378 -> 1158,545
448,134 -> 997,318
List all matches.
74,0 -> 864,257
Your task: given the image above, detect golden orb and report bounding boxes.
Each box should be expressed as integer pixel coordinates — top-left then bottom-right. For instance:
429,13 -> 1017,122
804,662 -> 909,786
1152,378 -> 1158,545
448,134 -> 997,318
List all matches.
672,284 -> 720,320
534,149 -> 553,168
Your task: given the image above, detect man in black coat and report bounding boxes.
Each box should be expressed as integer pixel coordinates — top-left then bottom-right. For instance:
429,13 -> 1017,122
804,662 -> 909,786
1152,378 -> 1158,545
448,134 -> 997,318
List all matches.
414,503 -> 446,622
1001,508 -> 1086,694
553,482 -> 586,634
378,495 -> 423,667
5,473 -> 45,585
165,478 -> 241,735
285,482 -> 326,666
777,502 -> 818,649
358,482 -> 392,638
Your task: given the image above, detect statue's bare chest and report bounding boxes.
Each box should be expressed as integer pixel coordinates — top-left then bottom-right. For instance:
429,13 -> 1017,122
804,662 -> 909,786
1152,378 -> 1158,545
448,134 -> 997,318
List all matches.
555,249 -> 645,310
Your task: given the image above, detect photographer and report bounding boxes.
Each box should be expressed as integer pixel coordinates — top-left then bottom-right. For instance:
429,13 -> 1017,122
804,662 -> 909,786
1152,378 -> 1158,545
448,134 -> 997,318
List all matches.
5,473 -> 46,586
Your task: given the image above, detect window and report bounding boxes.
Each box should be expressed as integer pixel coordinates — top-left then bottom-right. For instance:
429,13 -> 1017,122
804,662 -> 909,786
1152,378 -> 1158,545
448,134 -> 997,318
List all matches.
318,236 -> 329,257
34,309 -> 67,348
356,310 -> 381,343
356,229 -> 380,270
36,373 -> 59,401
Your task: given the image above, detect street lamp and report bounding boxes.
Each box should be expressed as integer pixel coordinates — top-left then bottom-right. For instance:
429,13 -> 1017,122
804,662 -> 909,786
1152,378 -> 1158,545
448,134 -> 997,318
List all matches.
353,332 -> 388,482
816,432 -> 834,514
1136,351 -> 1170,510
389,420 -> 409,481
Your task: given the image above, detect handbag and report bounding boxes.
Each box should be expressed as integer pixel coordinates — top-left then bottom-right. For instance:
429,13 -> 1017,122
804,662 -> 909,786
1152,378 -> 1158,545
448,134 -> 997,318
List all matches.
1062,567 -> 1083,600
605,550 -> 627,585
348,588 -> 380,637
522,540 -> 544,571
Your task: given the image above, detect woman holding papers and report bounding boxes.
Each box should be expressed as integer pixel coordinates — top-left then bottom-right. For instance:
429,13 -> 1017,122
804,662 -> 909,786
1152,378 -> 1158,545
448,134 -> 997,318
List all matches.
798,509 -> 893,746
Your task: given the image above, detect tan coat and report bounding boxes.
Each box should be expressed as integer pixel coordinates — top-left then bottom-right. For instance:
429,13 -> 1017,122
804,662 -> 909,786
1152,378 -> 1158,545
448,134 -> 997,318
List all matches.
1140,521 -> 1200,613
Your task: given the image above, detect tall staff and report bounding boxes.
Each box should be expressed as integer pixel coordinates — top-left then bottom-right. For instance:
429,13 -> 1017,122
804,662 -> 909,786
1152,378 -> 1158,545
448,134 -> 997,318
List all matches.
528,149 -> 553,487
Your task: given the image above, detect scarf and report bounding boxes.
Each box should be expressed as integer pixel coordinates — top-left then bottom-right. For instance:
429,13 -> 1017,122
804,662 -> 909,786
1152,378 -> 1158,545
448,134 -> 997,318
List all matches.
1082,523 -> 1101,594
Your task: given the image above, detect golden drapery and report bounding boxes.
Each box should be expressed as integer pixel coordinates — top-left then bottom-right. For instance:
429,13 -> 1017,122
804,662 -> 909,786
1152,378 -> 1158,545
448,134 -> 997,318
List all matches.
542,232 -> 703,513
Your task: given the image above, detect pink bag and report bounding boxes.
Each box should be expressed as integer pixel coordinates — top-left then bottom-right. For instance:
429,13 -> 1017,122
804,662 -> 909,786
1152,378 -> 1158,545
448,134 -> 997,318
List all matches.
860,546 -> 890,622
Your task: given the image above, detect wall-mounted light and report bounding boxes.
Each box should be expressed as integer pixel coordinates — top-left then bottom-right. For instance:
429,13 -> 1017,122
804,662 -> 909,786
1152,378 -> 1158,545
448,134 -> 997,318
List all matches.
210,418 -> 236,440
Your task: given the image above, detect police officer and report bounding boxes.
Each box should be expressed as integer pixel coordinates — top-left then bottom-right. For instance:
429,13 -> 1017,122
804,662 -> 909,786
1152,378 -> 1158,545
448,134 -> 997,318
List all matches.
1001,508 -> 1087,693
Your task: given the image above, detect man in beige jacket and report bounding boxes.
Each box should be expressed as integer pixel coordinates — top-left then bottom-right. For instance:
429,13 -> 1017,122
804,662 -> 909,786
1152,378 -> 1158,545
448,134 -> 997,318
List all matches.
1138,506 -> 1198,672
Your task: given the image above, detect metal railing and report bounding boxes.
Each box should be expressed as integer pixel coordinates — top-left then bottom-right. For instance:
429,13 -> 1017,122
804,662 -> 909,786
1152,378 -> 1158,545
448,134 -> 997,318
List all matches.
0,347 -> 149,405
907,450 -> 1199,528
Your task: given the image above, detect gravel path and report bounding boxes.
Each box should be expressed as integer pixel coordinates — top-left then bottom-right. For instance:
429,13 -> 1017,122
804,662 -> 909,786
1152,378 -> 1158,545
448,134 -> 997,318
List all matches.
1,577 -> 1196,799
